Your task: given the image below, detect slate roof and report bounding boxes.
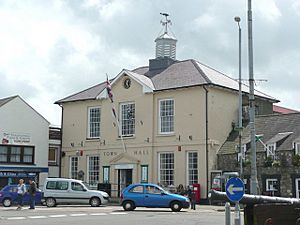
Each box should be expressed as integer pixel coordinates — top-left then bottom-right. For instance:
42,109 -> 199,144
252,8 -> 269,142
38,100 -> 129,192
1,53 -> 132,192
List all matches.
0,96 -> 18,107
56,59 -> 278,104
218,113 -> 300,155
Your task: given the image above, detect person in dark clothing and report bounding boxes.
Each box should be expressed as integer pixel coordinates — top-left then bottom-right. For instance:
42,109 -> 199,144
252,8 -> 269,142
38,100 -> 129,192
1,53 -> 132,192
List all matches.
28,179 -> 37,209
187,186 -> 196,210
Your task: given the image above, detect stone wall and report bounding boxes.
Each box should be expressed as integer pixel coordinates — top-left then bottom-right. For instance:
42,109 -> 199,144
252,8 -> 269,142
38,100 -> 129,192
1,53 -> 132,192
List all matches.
217,150 -> 300,197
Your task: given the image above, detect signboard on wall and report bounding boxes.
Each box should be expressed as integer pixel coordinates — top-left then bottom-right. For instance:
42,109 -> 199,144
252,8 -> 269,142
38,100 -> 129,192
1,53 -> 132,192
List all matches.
1,132 -> 31,145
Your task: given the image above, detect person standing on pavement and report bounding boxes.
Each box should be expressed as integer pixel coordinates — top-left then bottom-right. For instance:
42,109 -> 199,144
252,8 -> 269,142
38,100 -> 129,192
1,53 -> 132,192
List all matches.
28,178 -> 37,209
16,179 -> 26,210
187,186 -> 196,210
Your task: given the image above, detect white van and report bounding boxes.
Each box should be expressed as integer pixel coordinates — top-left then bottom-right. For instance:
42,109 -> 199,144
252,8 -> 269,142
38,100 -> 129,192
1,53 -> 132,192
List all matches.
43,178 -> 109,207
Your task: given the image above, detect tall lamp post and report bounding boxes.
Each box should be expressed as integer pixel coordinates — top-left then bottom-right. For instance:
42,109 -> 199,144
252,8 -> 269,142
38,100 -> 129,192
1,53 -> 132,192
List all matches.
234,16 -> 243,179
248,0 -> 258,195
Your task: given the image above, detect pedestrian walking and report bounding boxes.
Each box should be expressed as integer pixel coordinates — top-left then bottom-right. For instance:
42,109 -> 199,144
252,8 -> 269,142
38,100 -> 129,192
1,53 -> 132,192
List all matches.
16,179 -> 26,210
28,178 -> 37,209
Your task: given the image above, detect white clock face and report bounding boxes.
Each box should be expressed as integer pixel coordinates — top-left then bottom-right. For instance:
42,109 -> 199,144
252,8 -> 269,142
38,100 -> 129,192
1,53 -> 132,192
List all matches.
124,78 -> 131,89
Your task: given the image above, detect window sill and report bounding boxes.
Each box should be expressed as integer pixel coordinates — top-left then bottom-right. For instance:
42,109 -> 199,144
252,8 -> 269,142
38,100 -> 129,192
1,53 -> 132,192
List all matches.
156,133 -> 176,137
86,138 -> 101,142
117,135 -> 136,140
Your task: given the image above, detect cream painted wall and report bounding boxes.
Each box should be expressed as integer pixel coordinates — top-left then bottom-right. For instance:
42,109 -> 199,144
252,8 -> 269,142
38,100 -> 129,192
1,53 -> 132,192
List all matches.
60,75 -> 240,199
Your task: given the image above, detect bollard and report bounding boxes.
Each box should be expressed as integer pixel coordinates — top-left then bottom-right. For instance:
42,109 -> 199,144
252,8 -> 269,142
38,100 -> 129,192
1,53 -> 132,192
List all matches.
225,202 -> 231,225
234,203 -> 241,225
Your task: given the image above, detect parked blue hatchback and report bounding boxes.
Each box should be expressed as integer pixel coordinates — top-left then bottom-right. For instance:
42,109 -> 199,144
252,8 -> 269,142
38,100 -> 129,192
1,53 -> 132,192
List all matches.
121,183 -> 190,212
0,184 -> 43,207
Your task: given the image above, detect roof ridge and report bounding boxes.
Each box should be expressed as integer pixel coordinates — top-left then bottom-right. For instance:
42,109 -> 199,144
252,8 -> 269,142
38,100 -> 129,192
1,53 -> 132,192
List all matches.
190,59 -> 211,83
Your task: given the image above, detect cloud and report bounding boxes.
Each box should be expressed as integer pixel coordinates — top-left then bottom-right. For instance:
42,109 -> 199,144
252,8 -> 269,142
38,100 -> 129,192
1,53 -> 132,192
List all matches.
0,0 -> 299,125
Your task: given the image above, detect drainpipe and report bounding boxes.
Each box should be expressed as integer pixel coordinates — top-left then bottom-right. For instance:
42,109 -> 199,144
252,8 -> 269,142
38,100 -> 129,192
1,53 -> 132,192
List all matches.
59,105 -> 64,178
203,86 -> 209,200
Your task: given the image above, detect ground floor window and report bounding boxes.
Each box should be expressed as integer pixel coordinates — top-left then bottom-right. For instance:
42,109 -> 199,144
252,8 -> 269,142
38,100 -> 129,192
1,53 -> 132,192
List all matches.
87,156 -> 100,187
187,152 -> 198,185
70,156 -> 78,179
264,177 -> 280,196
158,152 -> 174,186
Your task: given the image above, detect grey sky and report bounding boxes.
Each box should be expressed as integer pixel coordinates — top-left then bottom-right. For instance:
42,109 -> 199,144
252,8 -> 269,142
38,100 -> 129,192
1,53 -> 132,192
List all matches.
0,0 -> 299,125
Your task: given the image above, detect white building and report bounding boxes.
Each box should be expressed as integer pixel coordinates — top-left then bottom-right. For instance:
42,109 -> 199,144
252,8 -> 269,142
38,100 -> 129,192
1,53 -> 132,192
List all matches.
0,95 -> 49,188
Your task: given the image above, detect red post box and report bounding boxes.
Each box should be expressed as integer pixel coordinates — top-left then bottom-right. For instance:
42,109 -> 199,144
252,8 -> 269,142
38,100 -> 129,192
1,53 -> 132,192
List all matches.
192,183 -> 201,203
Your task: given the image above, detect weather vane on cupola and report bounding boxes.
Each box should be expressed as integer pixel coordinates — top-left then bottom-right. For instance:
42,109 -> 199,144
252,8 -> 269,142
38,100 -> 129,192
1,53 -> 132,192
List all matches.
155,13 -> 177,60
160,12 -> 172,34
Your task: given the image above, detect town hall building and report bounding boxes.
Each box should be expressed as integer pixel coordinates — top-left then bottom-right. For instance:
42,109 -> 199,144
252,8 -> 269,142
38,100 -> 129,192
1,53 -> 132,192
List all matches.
55,16 -> 277,200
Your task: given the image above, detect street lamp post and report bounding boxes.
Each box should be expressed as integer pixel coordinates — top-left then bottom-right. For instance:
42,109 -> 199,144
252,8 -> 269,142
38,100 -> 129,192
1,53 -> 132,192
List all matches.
247,0 -> 258,195
234,16 -> 243,179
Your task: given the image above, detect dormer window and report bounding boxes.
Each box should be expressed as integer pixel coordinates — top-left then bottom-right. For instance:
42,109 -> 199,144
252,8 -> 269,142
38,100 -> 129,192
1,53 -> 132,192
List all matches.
295,142 -> 300,155
266,143 -> 276,158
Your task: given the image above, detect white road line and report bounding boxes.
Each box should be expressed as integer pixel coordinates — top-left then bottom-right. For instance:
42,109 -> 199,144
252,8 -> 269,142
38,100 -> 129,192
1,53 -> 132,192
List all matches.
110,212 -> 128,215
89,213 -> 108,216
70,213 -> 88,217
7,217 -> 26,220
28,216 -> 48,219
49,214 -> 67,218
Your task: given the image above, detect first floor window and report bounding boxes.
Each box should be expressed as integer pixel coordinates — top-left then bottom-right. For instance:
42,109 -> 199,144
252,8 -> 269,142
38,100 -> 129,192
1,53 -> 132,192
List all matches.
295,142 -> 300,155
0,145 -> 34,164
159,99 -> 174,134
23,147 -> 34,163
88,156 -> 100,187
88,107 -> 101,138
70,156 -> 79,179
187,152 -> 198,185
48,147 -> 58,165
159,152 -> 174,186
0,146 -> 8,162
120,102 -> 135,136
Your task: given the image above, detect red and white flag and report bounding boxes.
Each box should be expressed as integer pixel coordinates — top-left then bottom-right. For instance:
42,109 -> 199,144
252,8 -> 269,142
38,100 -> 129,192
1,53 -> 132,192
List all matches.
106,75 -> 114,103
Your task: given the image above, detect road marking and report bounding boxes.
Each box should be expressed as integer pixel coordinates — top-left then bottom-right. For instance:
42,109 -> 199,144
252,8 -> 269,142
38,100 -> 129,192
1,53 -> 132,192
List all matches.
7,217 -> 26,220
49,214 -> 67,218
90,213 -> 108,216
110,212 -> 128,215
28,216 -> 48,219
70,213 -> 88,217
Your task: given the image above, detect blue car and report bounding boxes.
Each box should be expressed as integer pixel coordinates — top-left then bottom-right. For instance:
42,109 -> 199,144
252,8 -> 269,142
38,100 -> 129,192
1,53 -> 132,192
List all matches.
0,184 -> 43,207
121,183 -> 190,212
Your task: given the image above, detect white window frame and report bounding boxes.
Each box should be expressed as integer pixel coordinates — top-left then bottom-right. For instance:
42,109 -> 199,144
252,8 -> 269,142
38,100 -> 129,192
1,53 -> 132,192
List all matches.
295,142 -> 300,155
119,102 -> 135,137
87,155 -> 100,187
186,151 -> 198,185
159,99 -> 175,134
237,144 -> 247,162
266,143 -> 276,158
87,106 -> 101,139
69,156 -> 79,179
158,152 -> 174,186
266,178 -> 278,191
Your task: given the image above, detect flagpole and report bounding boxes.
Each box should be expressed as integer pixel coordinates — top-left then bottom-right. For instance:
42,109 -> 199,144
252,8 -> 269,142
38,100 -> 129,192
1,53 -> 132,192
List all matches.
106,74 -> 127,153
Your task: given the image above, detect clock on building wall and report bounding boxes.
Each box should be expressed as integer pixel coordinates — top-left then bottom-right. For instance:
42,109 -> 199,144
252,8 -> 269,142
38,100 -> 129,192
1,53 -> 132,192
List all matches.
123,78 -> 131,89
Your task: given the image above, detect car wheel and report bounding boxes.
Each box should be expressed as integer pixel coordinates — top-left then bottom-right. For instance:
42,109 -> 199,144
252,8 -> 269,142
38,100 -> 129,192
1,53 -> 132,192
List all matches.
170,201 -> 182,212
3,198 -> 12,207
122,201 -> 135,211
90,197 -> 101,207
46,197 -> 56,207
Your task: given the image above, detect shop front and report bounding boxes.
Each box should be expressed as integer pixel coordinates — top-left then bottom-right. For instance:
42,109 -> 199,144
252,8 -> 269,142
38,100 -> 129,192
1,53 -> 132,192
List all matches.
0,166 -> 48,189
